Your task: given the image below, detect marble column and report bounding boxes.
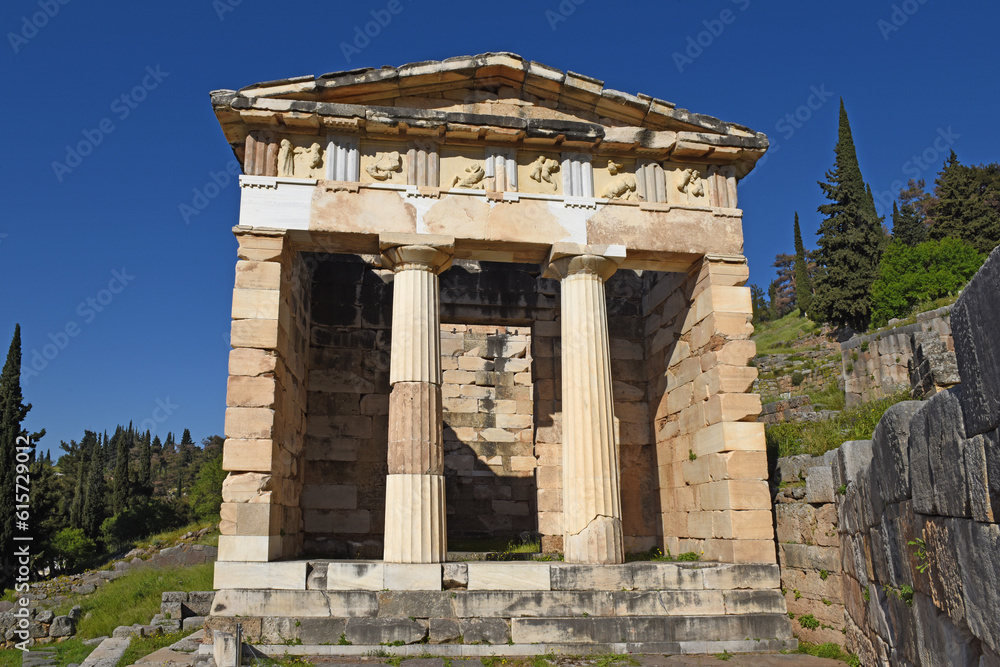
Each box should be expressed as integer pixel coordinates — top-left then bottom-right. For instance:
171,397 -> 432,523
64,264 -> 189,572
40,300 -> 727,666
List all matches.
545,244 -> 627,564
380,234 -> 454,563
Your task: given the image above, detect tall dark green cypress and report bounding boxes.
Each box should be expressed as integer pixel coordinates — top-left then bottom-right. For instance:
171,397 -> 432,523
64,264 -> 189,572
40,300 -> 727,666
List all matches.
137,430 -> 152,499
112,426 -> 132,514
81,439 -> 106,539
811,100 -> 885,330
0,325 -> 31,570
792,213 -> 813,316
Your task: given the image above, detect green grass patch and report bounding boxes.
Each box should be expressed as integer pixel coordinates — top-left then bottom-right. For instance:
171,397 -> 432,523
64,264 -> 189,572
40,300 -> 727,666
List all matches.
54,562 -> 214,639
792,641 -> 860,666
766,390 -> 912,460
117,630 -> 193,667
753,309 -> 820,355
139,520 -> 220,553
806,382 -> 846,412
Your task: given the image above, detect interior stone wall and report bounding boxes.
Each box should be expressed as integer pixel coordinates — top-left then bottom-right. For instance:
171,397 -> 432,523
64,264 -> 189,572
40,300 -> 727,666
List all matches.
221,234 -> 313,561
441,325 -> 536,541
302,254 -> 392,558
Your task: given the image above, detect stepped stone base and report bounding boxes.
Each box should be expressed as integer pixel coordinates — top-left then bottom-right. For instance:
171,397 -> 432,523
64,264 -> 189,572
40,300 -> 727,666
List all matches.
208,561 -> 794,653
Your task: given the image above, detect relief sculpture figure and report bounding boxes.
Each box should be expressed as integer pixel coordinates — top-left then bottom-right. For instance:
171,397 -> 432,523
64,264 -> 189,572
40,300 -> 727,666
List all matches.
451,164 -> 486,189
367,151 -> 402,181
529,155 -> 560,191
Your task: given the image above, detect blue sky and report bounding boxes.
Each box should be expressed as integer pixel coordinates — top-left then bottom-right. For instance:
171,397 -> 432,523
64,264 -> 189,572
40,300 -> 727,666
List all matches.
3,0 -> 997,456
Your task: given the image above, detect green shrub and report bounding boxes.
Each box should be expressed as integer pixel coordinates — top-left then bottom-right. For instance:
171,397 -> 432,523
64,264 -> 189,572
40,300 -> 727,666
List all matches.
791,371 -> 805,386
798,614 -> 820,629
51,528 -> 97,572
870,238 -> 984,328
189,454 -> 226,521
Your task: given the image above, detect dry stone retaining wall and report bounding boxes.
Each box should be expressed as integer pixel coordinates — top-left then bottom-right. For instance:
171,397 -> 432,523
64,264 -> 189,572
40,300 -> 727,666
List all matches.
771,247 -> 1000,665
841,307 -> 953,407
773,451 -> 846,644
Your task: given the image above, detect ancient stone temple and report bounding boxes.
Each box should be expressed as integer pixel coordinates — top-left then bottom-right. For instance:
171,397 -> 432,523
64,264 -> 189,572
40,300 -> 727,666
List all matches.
207,53 -> 792,655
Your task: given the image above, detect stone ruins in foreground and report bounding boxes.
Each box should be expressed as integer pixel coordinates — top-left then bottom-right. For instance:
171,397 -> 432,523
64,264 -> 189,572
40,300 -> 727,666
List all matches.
206,53 -> 793,655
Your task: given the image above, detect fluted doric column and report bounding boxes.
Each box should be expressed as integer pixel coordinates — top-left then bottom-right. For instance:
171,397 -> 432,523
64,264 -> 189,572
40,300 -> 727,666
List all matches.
545,244 -> 627,564
380,234 -> 454,563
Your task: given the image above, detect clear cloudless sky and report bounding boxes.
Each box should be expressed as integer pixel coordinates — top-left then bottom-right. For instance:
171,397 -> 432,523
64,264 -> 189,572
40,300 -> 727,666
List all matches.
2,0 -> 998,457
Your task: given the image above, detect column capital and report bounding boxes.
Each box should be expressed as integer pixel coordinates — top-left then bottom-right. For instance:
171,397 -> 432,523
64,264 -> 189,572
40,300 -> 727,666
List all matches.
380,233 -> 454,274
544,243 -> 626,281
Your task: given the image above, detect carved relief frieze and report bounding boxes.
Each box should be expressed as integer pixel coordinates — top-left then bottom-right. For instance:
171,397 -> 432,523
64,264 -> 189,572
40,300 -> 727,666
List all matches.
367,151 -> 402,181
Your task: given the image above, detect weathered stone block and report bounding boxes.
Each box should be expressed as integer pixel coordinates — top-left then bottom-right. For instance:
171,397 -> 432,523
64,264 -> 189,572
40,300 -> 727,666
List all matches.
911,389 -> 969,517
377,591 -> 454,618
550,564 -> 632,591
384,564 -> 442,591
805,465 -> 834,504
952,246 -> 1000,437
344,618 -> 428,645
428,617 -> 461,644
957,520 -> 1000,652
459,617 -> 510,644
779,544 -> 841,573
467,562 -> 550,590
214,561 -> 307,590
327,563 -> 384,591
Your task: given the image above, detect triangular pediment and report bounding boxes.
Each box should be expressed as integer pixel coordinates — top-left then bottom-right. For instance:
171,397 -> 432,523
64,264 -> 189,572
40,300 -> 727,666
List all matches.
211,53 -> 767,173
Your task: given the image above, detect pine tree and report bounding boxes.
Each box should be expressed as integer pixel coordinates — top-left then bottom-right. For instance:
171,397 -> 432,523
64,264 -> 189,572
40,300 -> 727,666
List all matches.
81,441 -> 107,539
792,213 -> 813,315
811,100 -> 885,330
0,325 -> 33,571
892,201 -> 927,247
927,152 -> 1000,253
112,426 -> 132,514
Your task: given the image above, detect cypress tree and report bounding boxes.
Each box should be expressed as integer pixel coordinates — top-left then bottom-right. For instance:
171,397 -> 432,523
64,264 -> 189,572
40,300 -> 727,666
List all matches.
112,427 -> 132,514
81,441 -> 106,539
137,430 -> 152,499
0,325 -> 31,569
792,213 -> 813,315
811,100 -> 884,330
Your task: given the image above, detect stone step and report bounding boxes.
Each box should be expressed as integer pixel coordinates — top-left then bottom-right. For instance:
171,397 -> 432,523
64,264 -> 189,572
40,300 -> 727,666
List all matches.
210,587 -> 786,622
219,636 -> 797,657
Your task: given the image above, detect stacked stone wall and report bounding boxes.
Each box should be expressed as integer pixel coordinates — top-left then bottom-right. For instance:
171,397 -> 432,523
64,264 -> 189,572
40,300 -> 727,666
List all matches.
841,307 -> 953,406
221,231 -> 313,561
644,258 -> 775,563
441,324 -> 536,540
773,452 -> 846,644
